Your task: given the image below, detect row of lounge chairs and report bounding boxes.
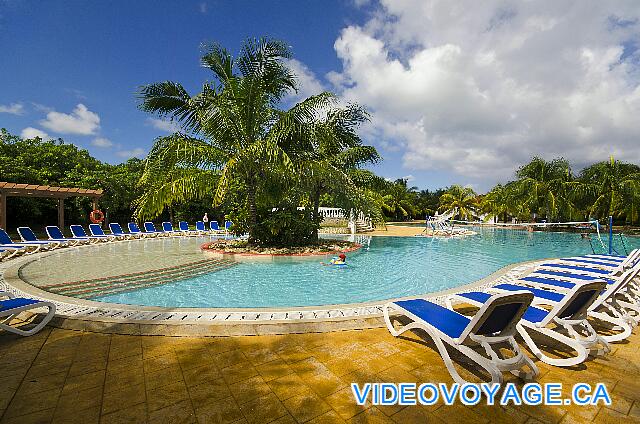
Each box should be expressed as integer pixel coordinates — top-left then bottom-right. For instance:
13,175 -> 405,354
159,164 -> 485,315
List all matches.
384,250 -> 640,385
0,220 -> 233,261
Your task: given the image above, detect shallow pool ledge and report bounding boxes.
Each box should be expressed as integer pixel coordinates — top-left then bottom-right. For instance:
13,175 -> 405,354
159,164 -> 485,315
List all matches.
1,249 -> 546,336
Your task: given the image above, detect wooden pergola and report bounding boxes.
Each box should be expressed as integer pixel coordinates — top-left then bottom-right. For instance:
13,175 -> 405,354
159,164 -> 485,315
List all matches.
0,182 -> 104,230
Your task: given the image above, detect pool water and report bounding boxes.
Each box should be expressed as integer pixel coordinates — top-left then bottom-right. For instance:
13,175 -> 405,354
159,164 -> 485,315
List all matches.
19,228 -> 639,308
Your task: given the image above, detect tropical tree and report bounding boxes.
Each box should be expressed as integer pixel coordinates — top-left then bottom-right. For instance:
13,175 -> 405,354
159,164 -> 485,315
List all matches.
507,157 -> 577,221
288,104 -> 380,239
577,156 -> 640,224
382,179 -> 418,220
136,38 -> 335,243
438,185 -> 478,220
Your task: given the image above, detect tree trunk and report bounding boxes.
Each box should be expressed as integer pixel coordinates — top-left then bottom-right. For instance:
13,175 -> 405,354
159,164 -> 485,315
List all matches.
247,182 -> 257,245
311,187 -> 321,242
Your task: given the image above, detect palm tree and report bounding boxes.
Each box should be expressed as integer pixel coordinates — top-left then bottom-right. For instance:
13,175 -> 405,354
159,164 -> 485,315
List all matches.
438,185 -> 478,220
508,157 -> 576,221
135,38 -> 333,243
578,156 -> 640,224
383,179 -> 418,221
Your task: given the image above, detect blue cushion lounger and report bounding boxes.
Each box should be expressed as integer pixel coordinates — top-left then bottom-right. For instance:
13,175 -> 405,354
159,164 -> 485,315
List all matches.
161,222 -> 180,236
17,227 -> 67,249
109,223 -> 139,239
450,280 -> 610,367
195,221 -> 209,235
0,245 -> 28,260
516,266 -> 640,343
0,229 -> 46,253
144,222 -> 167,237
0,291 -> 56,336
70,225 -> 109,243
89,224 -> 123,240
128,222 -> 154,238
383,292 -> 537,385
178,221 -> 200,236
46,226 -> 90,245
210,221 -> 222,233
225,220 -> 233,231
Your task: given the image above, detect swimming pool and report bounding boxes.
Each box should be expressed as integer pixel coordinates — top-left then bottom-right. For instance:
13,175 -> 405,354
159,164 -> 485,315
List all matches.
18,229 -> 638,308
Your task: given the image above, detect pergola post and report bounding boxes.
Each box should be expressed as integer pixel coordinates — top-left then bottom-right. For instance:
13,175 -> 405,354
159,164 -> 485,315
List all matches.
58,198 -> 65,229
0,191 -> 6,230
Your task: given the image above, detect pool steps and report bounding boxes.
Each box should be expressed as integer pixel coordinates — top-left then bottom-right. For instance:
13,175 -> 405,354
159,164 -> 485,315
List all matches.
44,258 -> 238,299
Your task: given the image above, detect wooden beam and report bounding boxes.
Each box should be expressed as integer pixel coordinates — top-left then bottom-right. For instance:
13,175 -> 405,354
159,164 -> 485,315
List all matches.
0,191 -> 6,230
58,198 -> 65,229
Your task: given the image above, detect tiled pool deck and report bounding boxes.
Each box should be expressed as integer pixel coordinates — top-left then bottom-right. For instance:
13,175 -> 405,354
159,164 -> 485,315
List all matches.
0,322 -> 638,424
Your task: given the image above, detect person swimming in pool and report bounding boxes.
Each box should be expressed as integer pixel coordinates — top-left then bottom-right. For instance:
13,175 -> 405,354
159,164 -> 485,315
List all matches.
330,253 -> 347,265
322,253 -> 347,266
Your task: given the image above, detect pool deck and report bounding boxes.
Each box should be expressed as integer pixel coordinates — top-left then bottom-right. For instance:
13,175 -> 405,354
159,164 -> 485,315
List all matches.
0,320 -> 638,424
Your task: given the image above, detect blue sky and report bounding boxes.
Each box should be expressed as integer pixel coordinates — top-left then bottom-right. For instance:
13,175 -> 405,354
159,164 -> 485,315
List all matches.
2,1 -> 640,191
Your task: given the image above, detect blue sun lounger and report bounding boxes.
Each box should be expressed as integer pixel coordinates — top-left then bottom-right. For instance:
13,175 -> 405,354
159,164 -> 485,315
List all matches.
0,291 -> 56,336
46,226 -> 90,245
17,227 -> 68,249
0,229 -> 49,253
144,222 -> 166,237
109,223 -> 139,239
161,222 -> 180,236
127,222 -> 152,238
384,292 -> 537,384
449,280 -> 608,367
195,221 -> 209,234
225,221 -> 233,231
209,221 -> 222,233
89,224 -> 123,240
514,266 -> 640,342
178,221 -> 200,236
70,225 -> 109,243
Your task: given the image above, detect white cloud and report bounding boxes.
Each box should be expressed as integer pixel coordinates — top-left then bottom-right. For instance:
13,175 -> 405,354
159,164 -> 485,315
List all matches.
91,137 -> 113,148
147,117 -> 179,132
284,58 -> 327,103
116,148 -> 145,158
199,2 -> 207,13
40,103 -> 100,135
20,127 -> 50,140
331,0 -> 640,188
0,102 -> 24,115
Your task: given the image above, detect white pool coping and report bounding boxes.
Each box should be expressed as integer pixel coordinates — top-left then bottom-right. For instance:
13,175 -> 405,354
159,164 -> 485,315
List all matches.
1,237 -> 547,335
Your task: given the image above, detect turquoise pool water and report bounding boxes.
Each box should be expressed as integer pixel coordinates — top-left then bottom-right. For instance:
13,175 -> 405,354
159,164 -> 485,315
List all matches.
20,228 -> 639,308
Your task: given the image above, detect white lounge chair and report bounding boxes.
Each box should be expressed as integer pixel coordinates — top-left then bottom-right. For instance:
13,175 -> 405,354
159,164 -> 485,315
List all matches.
0,291 -> 55,336
383,292 -> 537,385
448,280 -> 609,367
18,226 -> 71,249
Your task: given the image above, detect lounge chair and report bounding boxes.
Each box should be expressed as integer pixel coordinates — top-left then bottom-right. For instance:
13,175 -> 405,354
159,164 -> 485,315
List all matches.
195,221 -> 209,235
512,267 -> 640,342
0,245 -> 29,260
70,225 -> 109,243
448,280 -> 608,367
46,226 -> 90,245
161,222 -> 180,236
0,291 -> 56,336
109,223 -> 140,239
0,229 -> 48,253
17,227 -> 67,249
178,221 -> 200,236
225,220 -> 233,231
210,221 -> 223,233
89,224 -> 124,241
383,292 -> 537,384
128,222 -> 152,238
144,222 -> 167,237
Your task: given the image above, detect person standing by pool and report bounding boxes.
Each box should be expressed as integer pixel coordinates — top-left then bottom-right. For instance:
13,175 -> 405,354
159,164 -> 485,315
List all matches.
203,213 -> 209,223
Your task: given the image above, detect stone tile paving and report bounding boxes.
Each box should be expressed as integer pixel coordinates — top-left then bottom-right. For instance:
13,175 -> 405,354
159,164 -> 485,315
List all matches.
0,324 -> 639,424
